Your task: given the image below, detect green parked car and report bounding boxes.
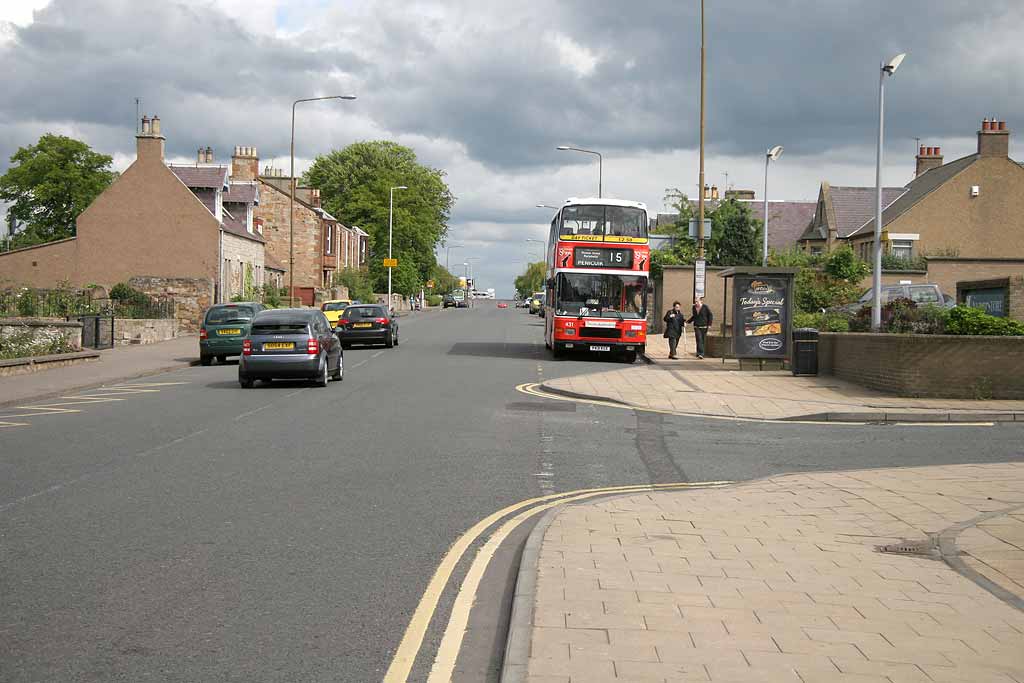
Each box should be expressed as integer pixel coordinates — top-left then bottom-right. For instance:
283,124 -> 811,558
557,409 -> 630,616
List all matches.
199,302 -> 265,365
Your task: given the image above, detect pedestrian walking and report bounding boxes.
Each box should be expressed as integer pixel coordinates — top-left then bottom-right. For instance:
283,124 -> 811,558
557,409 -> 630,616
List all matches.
687,296 -> 713,359
662,301 -> 685,360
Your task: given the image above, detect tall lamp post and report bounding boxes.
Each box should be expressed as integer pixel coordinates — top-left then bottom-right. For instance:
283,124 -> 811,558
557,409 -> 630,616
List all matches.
526,237 -> 545,263
465,256 -> 480,306
762,145 -> 784,266
445,243 -> 464,274
387,185 -> 408,310
694,0 -> 707,303
290,95 -> 356,305
872,53 -> 906,332
556,146 -> 603,197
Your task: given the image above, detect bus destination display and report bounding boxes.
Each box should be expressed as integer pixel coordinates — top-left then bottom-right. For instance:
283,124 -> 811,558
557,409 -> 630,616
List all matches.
573,247 -> 634,269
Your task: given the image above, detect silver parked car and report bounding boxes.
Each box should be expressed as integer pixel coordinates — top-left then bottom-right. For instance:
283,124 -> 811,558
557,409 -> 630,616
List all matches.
238,308 -> 343,388
843,284 -> 955,313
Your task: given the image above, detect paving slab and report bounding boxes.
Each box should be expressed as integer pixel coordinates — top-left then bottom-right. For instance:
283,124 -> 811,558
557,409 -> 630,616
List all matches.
505,463 -> 1024,683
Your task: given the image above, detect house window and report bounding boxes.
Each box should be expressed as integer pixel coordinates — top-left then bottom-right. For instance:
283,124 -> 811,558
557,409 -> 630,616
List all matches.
810,246 -> 823,256
325,225 -> 333,255
890,239 -> 913,260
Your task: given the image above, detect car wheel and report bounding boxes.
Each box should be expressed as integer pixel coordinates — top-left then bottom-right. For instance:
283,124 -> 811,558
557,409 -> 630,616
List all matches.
331,353 -> 344,381
622,351 -> 638,364
385,331 -> 394,348
239,375 -> 254,388
313,357 -> 329,387
217,355 -> 227,363
200,354 -> 212,366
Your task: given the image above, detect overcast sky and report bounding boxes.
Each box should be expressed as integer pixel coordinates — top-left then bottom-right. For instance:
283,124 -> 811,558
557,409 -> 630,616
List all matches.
2,0 -> 1021,296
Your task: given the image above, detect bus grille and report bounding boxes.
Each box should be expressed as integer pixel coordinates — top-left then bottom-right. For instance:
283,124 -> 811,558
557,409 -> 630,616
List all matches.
581,327 -> 620,339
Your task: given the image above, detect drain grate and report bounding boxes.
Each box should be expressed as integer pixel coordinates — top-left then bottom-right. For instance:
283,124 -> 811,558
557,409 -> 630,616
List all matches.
876,539 -> 940,558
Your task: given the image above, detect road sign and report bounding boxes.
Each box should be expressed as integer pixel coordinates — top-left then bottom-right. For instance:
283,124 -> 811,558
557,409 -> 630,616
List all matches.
694,259 -> 707,298
688,219 -> 712,239
426,280 -> 435,289
383,258 -> 398,268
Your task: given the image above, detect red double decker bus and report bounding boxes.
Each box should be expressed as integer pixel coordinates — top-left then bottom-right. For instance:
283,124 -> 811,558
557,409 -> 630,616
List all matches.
542,198 -> 650,363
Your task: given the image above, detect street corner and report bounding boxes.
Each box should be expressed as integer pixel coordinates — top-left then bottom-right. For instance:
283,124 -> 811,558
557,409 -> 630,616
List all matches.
511,463 -> 1024,683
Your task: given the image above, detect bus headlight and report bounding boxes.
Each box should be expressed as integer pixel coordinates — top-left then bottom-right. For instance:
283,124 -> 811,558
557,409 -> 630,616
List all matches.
625,329 -> 639,338
562,328 -> 576,336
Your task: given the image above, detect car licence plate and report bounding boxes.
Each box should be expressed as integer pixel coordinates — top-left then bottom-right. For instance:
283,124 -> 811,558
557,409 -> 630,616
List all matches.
217,328 -> 242,335
263,342 -> 294,350
353,322 -> 373,328
590,345 -> 611,352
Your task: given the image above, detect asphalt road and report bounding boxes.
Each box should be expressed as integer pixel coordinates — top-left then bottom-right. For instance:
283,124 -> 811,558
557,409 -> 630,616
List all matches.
2,304 -> 1022,682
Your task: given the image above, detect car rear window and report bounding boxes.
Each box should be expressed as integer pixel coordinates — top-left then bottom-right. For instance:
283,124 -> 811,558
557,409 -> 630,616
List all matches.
206,306 -> 256,324
344,306 -> 386,318
322,302 -> 350,312
909,286 -> 939,304
250,321 -> 309,334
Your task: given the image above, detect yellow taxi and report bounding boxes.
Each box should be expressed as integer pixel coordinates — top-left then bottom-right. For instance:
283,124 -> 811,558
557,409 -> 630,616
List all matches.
321,300 -> 353,329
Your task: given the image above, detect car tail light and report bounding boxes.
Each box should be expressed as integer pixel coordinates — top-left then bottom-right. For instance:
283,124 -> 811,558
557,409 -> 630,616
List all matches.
242,339 -> 252,355
376,317 -> 389,326
200,328 -> 208,340
338,318 -> 349,326
307,338 -> 320,354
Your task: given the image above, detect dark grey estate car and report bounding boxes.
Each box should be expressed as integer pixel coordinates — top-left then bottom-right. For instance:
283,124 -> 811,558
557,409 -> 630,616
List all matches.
238,308 -> 343,388
334,305 -> 399,348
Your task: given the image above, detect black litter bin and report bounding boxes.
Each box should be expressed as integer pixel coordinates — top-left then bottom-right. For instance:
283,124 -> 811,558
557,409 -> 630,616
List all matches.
792,328 -> 819,376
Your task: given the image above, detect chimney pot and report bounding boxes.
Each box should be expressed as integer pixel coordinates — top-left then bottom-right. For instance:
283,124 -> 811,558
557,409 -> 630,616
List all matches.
919,145 -> 926,156
935,146 -> 940,156
982,119 -> 990,131
998,120 -> 1006,131
205,146 -> 213,163
141,115 -> 150,134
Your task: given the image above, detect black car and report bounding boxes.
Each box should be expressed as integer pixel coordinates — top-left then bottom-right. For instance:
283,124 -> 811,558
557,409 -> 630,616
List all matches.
335,304 -> 399,348
443,294 -> 456,308
238,308 -> 343,388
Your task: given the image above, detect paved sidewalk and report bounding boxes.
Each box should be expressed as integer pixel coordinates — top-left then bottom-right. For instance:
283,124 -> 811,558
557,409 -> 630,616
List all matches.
510,463 -> 1024,682
538,335 -> 1024,422
0,335 -> 199,407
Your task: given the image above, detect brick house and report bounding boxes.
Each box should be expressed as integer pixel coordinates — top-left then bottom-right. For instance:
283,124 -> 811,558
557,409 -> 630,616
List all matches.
797,184 -> 905,255
168,147 -> 265,303
242,154 -> 367,305
0,115 -> 266,326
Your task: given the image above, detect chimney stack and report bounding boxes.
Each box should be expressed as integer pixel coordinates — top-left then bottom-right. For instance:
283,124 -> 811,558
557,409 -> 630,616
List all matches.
231,145 -> 259,181
915,144 -> 944,177
710,185 -> 719,200
204,146 -> 213,163
978,118 -> 1010,157
135,113 -> 165,163
310,188 -> 321,208
703,184 -> 711,200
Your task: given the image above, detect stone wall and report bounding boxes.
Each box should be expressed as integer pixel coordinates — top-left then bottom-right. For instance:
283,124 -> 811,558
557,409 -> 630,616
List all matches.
221,232 -> 265,301
819,332 -> 1024,399
0,351 -> 99,378
114,318 -> 178,345
0,317 -> 83,351
256,179 -> 325,291
128,276 -> 213,332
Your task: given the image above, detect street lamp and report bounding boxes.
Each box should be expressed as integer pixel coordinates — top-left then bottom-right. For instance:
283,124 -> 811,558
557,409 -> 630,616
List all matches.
290,95 -> 356,305
444,243 -> 464,274
556,146 -> 602,197
535,203 -> 559,210
526,238 -> 545,263
762,145 -> 784,266
388,185 -> 408,310
694,0 -> 707,303
872,52 -> 906,332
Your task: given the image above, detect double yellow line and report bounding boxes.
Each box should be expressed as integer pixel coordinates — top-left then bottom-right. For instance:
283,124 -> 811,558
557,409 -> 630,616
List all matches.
384,480 -> 733,682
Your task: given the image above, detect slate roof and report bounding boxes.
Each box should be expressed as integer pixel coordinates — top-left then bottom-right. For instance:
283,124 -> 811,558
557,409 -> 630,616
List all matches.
223,182 -> 258,205
849,154 -> 979,237
264,252 -> 287,272
221,211 -> 264,243
168,165 -> 229,190
747,201 -> 816,250
829,186 -> 906,238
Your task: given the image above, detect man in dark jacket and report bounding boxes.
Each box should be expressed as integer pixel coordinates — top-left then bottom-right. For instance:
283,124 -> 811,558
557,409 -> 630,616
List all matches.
662,301 -> 685,359
687,297 -> 713,359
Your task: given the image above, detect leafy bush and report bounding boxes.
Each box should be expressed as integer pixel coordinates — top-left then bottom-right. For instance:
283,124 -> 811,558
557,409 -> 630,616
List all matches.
109,282 -> 148,306
426,294 -> 443,307
945,306 -> 1024,336
792,311 -> 851,332
332,268 -> 375,302
881,254 -> 927,271
848,299 -> 950,334
823,245 -> 870,282
0,324 -> 76,359
15,289 -> 37,316
261,284 -> 282,308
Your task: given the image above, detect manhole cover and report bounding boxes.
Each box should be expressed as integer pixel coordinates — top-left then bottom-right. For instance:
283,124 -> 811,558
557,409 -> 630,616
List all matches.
876,539 -> 939,558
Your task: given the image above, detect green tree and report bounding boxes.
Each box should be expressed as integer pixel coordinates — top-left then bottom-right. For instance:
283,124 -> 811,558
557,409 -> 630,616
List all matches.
332,267 -> 376,302
514,261 -> 547,298
0,134 -> 115,248
654,188 -> 694,238
706,198 -> 761,266
304,141 -> 455,294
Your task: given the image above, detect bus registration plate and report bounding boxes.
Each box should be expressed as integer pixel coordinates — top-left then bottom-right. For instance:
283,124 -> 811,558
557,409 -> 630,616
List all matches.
590,345 -> 611,352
